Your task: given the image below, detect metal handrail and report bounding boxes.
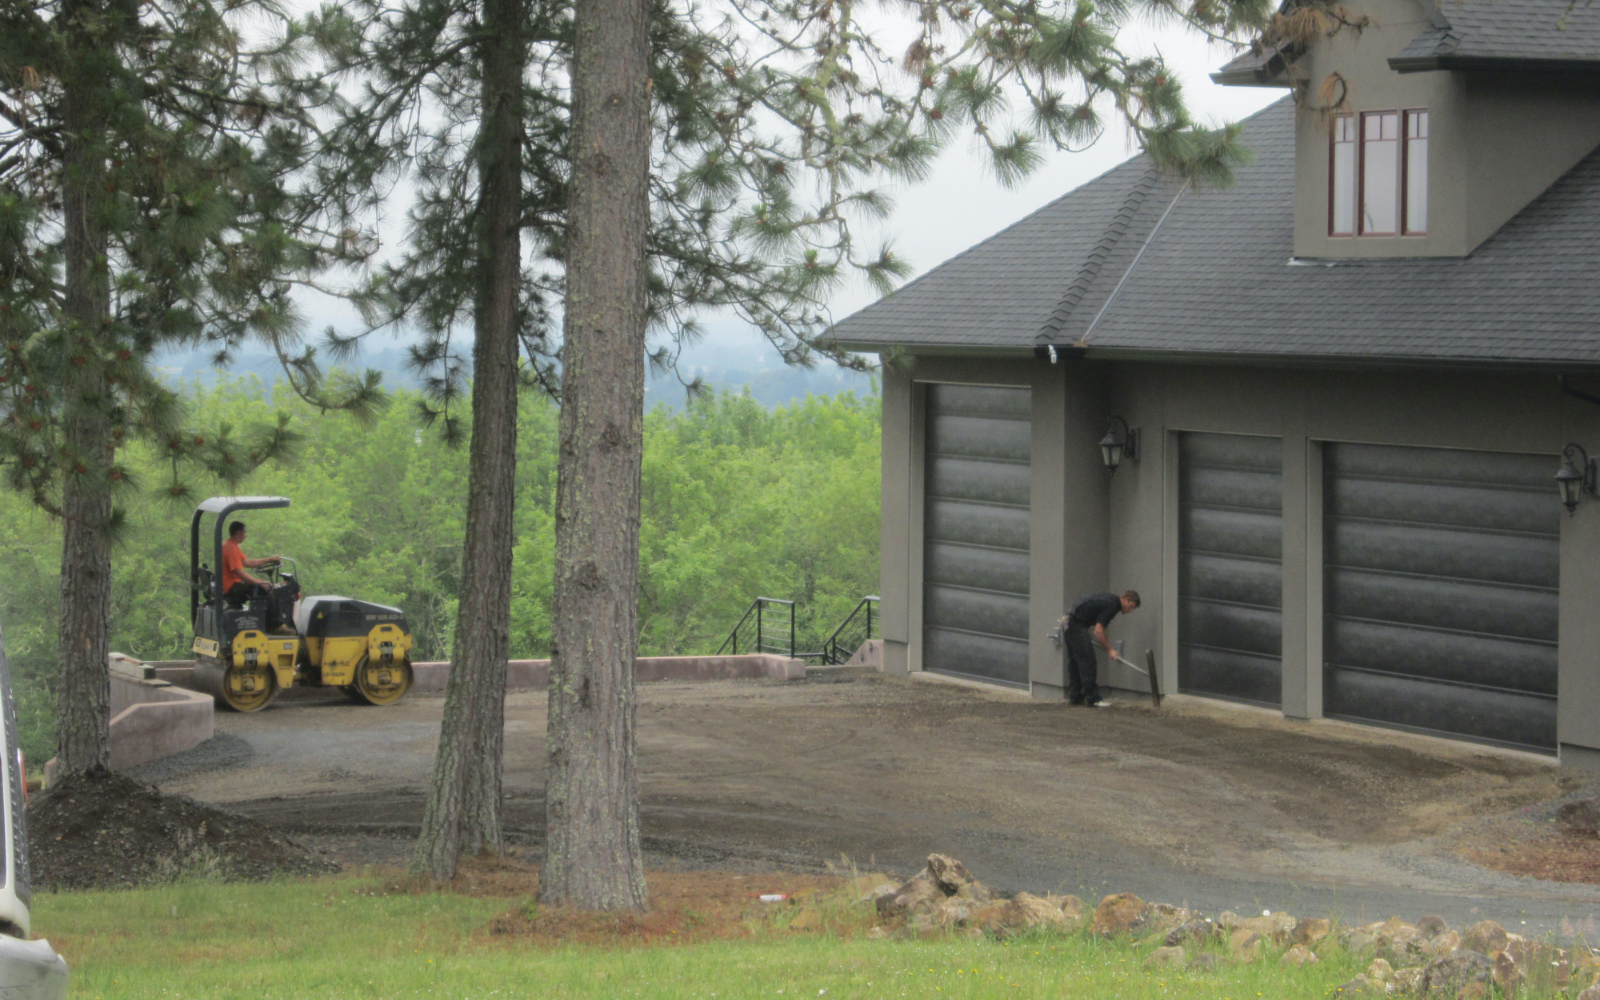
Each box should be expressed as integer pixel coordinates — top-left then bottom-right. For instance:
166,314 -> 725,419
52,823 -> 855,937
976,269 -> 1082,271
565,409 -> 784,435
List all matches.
819,595 -> 880,665
716,597 -> 796,657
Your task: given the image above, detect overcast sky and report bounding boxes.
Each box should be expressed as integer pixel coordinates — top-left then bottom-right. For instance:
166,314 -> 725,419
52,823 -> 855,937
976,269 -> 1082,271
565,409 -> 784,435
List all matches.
295,15 -> 1285,361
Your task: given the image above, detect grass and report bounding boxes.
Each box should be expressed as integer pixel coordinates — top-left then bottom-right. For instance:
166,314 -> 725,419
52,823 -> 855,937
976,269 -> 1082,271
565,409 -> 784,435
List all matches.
29,872 -> 1436,1000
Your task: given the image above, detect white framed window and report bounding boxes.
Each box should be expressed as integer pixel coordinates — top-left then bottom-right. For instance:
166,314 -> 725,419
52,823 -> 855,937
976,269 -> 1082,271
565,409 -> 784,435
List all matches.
1404,110 -> 1428,235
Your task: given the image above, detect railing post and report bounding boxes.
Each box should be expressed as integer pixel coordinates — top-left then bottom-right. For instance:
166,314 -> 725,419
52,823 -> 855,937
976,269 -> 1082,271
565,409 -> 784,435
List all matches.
866,600 -> 873,641
756,601 -> 763,655
790,607 -> 796,659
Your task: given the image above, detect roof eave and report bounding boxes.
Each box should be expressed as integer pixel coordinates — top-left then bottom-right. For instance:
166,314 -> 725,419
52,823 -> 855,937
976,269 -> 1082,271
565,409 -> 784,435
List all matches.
1390,53 -> 1600,74
826,341 -> 1600,372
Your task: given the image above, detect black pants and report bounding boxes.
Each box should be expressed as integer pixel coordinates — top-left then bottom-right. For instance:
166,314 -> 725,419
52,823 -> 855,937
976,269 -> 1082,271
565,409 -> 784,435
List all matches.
1064,624 -> 1100,704
225,582 -> 286,629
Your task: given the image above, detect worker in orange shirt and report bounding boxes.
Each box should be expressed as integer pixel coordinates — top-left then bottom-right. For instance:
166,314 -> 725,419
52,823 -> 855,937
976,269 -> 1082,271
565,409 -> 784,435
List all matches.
221,521 -> 293,634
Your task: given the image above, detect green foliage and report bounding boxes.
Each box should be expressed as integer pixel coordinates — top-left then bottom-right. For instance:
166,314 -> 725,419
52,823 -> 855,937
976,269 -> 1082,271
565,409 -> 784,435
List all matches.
0,378 -> 880,760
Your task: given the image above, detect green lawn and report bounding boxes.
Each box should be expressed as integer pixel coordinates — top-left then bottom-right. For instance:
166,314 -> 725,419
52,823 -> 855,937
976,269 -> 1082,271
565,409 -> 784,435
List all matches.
33,873 -> 1410,999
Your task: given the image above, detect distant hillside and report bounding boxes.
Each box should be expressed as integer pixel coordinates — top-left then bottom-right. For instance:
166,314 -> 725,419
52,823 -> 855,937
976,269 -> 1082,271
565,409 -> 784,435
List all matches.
154,343 -> 876,408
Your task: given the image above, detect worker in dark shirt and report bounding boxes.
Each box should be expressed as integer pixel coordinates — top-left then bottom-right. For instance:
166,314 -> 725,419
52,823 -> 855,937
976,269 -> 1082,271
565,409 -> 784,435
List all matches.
1062,590 -> 1141,707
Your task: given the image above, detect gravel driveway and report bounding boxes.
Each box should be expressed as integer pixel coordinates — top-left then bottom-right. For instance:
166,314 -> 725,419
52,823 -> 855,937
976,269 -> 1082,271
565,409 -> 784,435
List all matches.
146,670 -> 1600,933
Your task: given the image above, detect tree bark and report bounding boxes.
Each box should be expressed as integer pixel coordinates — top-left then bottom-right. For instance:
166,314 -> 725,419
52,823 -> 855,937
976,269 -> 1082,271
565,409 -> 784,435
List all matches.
540,0 -> 651,911
55,0 -> 113,775
410,0 -> 524,880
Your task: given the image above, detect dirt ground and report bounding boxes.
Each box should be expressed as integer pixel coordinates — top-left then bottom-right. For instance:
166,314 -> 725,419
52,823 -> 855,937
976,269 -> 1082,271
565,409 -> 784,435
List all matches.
146,670 -> 1600,931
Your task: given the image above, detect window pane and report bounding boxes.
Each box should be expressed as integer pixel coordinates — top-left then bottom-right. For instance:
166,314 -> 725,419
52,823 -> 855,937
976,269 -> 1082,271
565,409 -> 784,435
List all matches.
1362,112 -> 1399,234
1405,110 -> 1428,234
1331,115 -> 1356,235
1333,141 -> 1356,235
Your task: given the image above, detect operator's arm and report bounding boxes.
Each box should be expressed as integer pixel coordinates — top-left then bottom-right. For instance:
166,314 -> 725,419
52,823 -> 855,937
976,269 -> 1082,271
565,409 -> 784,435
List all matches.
239,568 -> 268,586
1092,623 -> 1115,655
243,554 -> 280,569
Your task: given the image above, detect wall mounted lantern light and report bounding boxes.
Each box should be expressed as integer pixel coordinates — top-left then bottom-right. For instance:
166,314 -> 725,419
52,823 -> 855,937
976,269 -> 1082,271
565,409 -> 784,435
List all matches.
1556,443 -> 1597,515
1099,417 -> 1140,474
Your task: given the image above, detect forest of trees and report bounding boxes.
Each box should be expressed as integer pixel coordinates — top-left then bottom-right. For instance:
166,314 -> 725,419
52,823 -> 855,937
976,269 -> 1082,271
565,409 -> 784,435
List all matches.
0,379 -> 881,765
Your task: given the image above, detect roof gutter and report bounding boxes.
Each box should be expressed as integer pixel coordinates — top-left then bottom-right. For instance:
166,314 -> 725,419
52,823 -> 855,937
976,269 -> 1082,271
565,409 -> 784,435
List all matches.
1390,54 -> 1600,74
823,341 -> 1600,373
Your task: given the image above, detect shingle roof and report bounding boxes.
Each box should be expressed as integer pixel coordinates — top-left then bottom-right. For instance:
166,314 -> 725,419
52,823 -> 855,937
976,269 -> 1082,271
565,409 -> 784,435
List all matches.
827,98 -> 1600,365
1393,0 -> 1600,68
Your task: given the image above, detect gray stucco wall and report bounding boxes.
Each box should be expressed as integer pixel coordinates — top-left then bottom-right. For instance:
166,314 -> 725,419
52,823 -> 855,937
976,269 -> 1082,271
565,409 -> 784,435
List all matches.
882,354 -> 1600,761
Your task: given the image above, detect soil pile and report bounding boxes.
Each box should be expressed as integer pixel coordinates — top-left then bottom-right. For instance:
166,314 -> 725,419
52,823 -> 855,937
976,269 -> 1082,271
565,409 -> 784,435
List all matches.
28,768 -> 338,890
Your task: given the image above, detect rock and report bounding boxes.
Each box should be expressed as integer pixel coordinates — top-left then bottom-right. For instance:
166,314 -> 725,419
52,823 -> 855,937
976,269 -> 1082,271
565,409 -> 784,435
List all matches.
1143,902 -> 1195,940
1189,954 -> 1220,973
925,854 -> 978,895
876,872 -> 943,918
1366,958 -> 1395,982
928,896 -> 977,930
1558,798 -> 1600,836
1455,982 -> 1489,1000
1416,915 -> 1449,938
1052,894 -> 1086,927
1145,945 -> 1187,970
1503,940 -> 1570,992
1427,931 -> 1461,958
1092,893 -> 1147,937
1165,917 -> 1218,947
1461,921 -> 1508,959
1579,985 -> 1600,1000
1230,929 -> 1264,963
1492,951 -> 1521,991
865,925 -> 888,940
1293,917 -> 1332,946
1421,951 -> 1493,997
1343,931 -> 1380,955
1390,967 -> 1426,997
1334,974 -> 1385,996
1281,944 -> 1318,966
981,892 -> 1073,936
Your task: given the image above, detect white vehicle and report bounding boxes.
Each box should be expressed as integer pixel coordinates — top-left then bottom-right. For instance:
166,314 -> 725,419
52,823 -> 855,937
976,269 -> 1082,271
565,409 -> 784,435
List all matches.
0,630 -> 68,999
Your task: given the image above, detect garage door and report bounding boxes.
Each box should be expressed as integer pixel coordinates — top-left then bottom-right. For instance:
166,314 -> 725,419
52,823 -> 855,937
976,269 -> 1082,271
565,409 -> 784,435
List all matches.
923,383 -> 1031,687
1179,433 -> 1284,706
1324,444 -> 1559,752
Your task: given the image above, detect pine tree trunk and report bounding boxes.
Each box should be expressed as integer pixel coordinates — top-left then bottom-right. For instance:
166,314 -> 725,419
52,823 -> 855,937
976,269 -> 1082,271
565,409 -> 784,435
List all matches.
540,0 -> 651,911
409,0 -> 524,880
55,0 -> 113,776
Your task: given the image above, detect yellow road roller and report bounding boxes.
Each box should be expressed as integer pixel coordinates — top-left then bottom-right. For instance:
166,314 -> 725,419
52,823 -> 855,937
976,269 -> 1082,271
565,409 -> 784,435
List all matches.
189,496 -> 415,711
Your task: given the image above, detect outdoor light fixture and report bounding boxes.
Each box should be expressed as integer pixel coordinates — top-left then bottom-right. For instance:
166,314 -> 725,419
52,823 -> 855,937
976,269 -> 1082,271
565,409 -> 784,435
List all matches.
1556,443 -> 1597,515
1099,417 -> 1140,474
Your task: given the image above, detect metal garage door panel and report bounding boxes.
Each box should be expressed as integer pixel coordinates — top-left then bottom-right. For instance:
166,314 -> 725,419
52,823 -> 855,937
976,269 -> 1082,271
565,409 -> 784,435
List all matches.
1325,668 -> 1556,751
923,384 -> 1031,688
1323,443 -> 1559,753
1180,552 -> 1282,608
927,457 -> 1031,508
925,542 -> 1030,596
925,585 -> 1030,640
1326,618 -> 1556,695
1182,646 -> 1283,706
1327,568 -> 1557,642
925,500 -> 1030,552
1328,520 -> 1559,589
923,627 -> 1029,687
1178,433 -> 1284,707
1182,508 -> 1283,561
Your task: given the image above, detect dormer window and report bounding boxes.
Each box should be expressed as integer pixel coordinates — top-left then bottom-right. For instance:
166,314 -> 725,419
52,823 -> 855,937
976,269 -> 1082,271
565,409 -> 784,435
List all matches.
1330,110 -> 1428,237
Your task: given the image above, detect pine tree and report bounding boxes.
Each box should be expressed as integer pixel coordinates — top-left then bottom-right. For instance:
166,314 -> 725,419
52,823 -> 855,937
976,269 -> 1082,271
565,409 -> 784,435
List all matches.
0,0 -> 380,773
304,0 -> 1269,891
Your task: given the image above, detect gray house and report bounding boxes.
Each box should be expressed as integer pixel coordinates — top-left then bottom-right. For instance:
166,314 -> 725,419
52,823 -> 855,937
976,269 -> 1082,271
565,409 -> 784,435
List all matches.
828,0 -> 1600,766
